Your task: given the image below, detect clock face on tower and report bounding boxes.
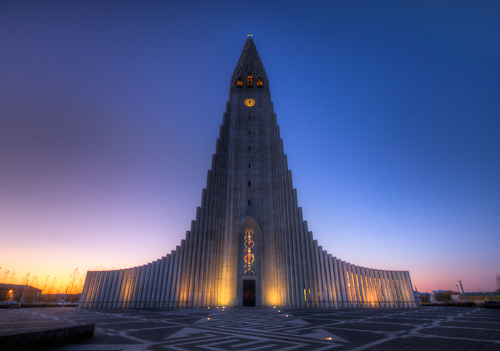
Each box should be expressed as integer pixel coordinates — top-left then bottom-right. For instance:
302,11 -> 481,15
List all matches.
244,98 -> 256,107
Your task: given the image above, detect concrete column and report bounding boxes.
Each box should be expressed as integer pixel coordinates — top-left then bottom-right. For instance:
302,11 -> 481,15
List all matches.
160,256 -> 170,308
190,209 -> 202,307
395,271 -> 408,308
156,257 -> 166,308
368,269 -> 379,308
186,222 -> 197,308
121,268 -> 133,308
381,270 -> 393,308
349,264 -> 361,308
297,212 -> 310,308
178,230 -> 191,308
312,241 -> 324,307
88,272 -> 100,309
335,259 -> 346,308
175,242 -> 186,308
149,260 -> 161,308
302,222 -> 314,308
96,271 -> 111,309
307,231 -> 318,307
166,250 -> 176,308
291,189 -> 305,308
319,247 -> 330,307
172,245 -> 182,308
195,191 -> 209,307
193,206 -> 206,307
133,266 -> 145,309
360,268 -> 369,307
404,271 -> 417,308
105,271 -> 117,309
360,267 -> 370,307
284,171 -> 296,307
352,265 -> 361,308
323,251 -> 333,308
79,271 -> 92,309
342,261 -> 351,307
329,255 -> 339,308
112,270 -> 124,308
379,270 -> 389,308
205,167 -> 217,308
355,266 -> 365,308
389,271 -> 402,308
139,264 -> 151,309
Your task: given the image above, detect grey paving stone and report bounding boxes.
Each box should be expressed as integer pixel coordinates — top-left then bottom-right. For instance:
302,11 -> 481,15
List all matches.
1,306 -> 500,350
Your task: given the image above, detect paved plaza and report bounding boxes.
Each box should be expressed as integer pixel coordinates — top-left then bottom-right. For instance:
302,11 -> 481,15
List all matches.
1,306 -> 499,350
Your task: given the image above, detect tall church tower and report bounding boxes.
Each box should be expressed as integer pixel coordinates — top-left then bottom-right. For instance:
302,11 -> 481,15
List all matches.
79,38 -> 417,309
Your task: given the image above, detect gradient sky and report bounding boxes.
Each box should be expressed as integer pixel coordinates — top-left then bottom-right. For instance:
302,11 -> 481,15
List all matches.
1,1 -> 499,294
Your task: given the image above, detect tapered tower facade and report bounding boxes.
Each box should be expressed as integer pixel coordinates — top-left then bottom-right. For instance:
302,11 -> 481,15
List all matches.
79,38 -> 417,309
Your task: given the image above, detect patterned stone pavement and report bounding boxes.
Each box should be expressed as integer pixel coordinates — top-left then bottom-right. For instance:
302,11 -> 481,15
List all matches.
1,306 -> 499,350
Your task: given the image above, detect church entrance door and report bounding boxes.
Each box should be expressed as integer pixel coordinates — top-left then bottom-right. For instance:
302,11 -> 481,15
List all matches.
242,280 -> 255,306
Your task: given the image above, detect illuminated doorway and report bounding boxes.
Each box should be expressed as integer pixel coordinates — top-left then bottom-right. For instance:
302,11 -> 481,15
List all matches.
243,280 -> 255,306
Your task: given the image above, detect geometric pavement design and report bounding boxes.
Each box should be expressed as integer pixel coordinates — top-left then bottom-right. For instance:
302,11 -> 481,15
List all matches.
1,306 -> 499,350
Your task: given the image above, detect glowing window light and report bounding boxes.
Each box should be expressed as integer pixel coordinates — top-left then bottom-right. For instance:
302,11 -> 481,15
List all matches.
247,74 -> 253,88
257,78 -> 263,88
237,78 -> 243,88
243,226 -> 255,275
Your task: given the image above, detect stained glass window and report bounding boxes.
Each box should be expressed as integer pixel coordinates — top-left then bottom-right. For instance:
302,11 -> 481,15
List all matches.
237,78 -> 243,88
257,78 -> 263,88
243,225 -> 255,275
247,74 -> 253,88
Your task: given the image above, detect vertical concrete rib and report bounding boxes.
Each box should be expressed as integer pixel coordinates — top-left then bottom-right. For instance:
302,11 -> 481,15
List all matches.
332,257 -> 344,308
160,256 -> 170,308
312,240 -> 323,307
136,266 -> 145,308
346,264 -> 357,308
369,269 -> 378,307
355,267 -> 364,308
88,272 -> 100,309
302,222 -> 314,307
342,261 -> 351,307
396,271 -> 408,307
79,272 -> 92,309
392,271 -> 403,307
179,231 -> 191,307
190,209 -> 202,306
112,270 -> 124,308
322,251 -> 333,308
339,260 -> 348,308
149,260 -> 161,308
166,250 -> 176,308
329,255 -> 339,308
377,270 -> 385,307
360,267 -> 368,308
155,257 -> 165,308
291,189 -> 305,307
121,268 -> 132,308
171,245 -> 181,308
140,264 -> 151,308
96,271 -> 110,309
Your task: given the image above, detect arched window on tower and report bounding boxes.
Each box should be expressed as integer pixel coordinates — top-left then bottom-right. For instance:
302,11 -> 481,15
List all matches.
237,78 -> 243,88
247,74 -> 253,88
257,78 -> 263,88
243,225 -> 255,275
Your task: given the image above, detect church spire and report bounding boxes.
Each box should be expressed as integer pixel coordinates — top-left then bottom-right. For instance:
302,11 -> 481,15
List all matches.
231,37 -> 269,92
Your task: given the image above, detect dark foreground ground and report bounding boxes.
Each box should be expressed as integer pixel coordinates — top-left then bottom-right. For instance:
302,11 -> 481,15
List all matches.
1,306 -> 499,350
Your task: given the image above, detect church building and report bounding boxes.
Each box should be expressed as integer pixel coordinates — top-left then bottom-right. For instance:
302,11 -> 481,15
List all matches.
79,38 -> 417,309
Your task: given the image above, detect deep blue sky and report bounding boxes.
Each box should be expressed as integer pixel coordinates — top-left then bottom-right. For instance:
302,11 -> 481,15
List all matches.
0,1 -> 499,293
